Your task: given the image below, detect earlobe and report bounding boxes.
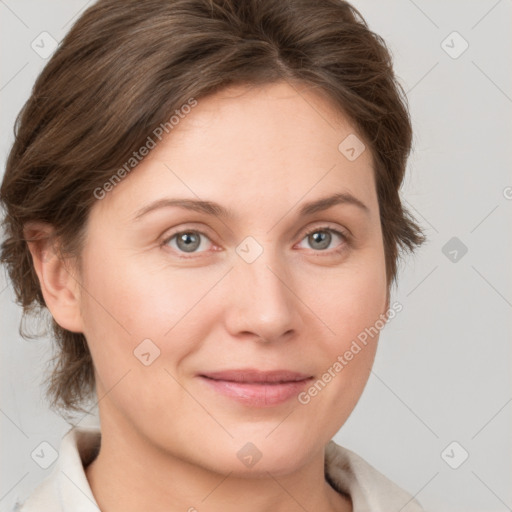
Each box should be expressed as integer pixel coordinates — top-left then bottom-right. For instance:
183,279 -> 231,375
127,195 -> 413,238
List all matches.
24,222 -> 84,333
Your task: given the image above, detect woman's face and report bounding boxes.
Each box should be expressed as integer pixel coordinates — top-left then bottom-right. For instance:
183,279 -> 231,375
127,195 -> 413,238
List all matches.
76,80 -> 388,475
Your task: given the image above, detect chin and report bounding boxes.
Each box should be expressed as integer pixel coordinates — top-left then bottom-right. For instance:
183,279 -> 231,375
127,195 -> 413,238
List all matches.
199,435 -> 316,478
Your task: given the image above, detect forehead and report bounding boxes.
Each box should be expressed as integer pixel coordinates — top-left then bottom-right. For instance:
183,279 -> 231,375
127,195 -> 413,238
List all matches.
168,81 -> 366,156
92,81 -> 377,223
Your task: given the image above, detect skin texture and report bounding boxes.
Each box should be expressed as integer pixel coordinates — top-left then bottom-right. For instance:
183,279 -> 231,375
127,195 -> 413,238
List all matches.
27,81 -> 390,512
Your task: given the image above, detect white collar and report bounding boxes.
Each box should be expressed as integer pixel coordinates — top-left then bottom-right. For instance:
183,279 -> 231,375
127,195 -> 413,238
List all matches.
16,425 -> 424,512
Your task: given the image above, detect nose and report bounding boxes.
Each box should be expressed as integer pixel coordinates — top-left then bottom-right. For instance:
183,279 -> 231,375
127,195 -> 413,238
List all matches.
223,247 -> 302,344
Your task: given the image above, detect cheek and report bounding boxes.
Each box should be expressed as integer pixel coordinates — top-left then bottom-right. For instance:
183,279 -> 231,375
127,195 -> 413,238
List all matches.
81,244 -> 170,330
311,248 -> 388,347
299,247 -> 387,414
78,248 -> 220,376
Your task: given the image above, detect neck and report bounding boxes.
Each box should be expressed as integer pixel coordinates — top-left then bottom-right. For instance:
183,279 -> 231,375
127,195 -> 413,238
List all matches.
84,419 -> 351,512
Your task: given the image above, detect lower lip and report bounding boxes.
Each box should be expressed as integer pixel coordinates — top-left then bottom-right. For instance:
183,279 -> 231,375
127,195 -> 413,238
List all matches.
199,376 -> 312,407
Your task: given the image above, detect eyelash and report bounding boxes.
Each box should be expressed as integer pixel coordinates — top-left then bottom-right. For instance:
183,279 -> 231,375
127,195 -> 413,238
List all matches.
161,225 -> 349,259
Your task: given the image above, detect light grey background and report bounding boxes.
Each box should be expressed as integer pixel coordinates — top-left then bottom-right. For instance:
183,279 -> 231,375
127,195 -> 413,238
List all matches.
1,1 -> 511,511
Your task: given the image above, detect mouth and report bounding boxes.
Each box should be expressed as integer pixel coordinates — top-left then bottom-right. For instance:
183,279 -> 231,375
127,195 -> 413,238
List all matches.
198,369 -> 314,407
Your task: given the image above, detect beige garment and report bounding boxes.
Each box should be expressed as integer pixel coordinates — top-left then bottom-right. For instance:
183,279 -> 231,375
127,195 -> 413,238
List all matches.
14,425 -> 425,512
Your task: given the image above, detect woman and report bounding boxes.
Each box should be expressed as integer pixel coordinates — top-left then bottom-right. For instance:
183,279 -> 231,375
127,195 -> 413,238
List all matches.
1,0 -> 426,510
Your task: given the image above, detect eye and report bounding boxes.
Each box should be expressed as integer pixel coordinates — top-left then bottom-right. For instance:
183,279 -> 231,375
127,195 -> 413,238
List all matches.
161,225 -> 349,258
162,229 -> 214,256
296,225 -> 348,254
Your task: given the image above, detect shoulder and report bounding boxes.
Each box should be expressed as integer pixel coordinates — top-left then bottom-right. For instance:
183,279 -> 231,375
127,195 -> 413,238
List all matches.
324,440 -> 425,512
14,425 -> 101,512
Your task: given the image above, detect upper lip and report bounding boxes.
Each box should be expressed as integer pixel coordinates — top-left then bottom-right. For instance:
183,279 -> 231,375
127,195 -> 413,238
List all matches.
199,369 -> 313,383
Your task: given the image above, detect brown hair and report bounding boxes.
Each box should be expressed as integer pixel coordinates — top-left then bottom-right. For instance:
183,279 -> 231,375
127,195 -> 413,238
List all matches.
0,0 -> 425,418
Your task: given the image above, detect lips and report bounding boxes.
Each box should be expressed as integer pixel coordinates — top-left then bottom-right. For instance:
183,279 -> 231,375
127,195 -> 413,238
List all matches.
198,369 -> 314,407
199,369 -> 312,383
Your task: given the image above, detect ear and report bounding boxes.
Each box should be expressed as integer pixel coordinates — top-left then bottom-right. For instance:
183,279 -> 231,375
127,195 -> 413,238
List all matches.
24,222 -> 84,333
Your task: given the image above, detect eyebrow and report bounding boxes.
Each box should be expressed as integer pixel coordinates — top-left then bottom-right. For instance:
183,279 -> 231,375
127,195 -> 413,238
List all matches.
133,192 -> 370,221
